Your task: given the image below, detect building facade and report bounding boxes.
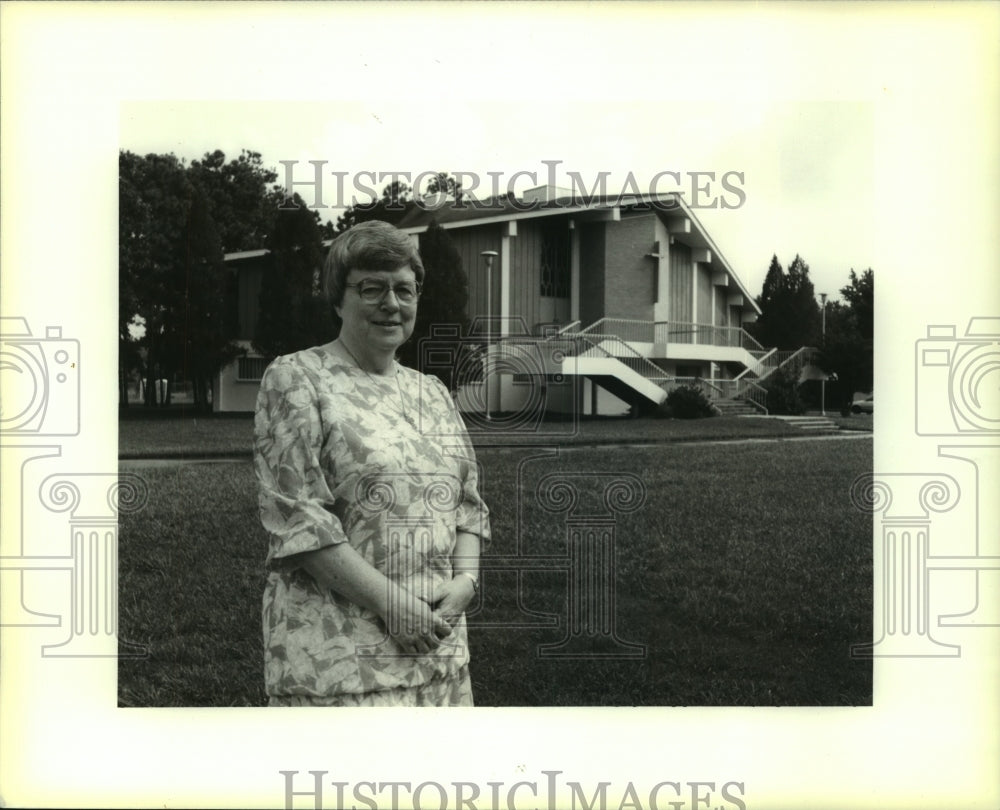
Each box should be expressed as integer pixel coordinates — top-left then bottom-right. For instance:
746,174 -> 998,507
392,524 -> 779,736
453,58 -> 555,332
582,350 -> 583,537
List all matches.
217,189 -> 806,417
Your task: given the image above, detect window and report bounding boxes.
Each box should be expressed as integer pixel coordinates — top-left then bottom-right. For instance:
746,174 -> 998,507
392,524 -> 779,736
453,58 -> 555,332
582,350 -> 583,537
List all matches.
237,356 -> 272,381
539,221 -> 570,298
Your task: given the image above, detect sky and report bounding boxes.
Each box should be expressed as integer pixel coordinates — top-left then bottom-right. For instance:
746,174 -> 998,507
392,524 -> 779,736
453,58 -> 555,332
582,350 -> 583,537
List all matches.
120,98 -> 874,301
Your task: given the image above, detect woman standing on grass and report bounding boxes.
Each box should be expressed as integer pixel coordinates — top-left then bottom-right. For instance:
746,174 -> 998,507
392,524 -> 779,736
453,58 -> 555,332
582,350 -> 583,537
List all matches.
253,220 -> 490,706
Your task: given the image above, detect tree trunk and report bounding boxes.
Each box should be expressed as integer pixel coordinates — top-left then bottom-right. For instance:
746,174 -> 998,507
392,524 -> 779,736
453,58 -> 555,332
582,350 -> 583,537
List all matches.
119,360 -> 129,408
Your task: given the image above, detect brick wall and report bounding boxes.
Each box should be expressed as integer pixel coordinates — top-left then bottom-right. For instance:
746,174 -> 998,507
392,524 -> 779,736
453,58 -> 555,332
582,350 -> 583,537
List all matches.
601,215 -> 656,320
578,222 -> 605,326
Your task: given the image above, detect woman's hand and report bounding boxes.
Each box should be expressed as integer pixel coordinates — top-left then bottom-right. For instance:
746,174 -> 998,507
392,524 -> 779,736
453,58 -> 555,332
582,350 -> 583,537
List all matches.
382,588 -> 453,655
432,574 -> 477,629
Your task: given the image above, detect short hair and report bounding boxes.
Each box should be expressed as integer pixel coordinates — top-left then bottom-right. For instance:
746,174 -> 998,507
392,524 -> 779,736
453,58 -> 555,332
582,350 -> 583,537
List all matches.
322,220 -> 425,307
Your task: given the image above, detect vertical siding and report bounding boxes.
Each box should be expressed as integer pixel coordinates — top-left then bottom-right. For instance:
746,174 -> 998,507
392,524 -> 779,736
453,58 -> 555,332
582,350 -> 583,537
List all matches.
729,305 -> 742,338
669,242 -> 692,324
602,215 -> 656,320
510,219 -> 544,332
445,225 -> 501,334
714,282 -> 728,326
697,263 -> 713,324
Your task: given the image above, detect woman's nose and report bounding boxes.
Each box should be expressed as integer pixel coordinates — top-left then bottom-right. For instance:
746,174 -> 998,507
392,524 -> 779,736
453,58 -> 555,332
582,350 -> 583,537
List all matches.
379,290 -> 401,311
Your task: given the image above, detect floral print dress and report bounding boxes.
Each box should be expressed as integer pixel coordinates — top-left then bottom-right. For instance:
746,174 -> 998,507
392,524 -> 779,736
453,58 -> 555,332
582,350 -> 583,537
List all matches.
253,346 -> 490,706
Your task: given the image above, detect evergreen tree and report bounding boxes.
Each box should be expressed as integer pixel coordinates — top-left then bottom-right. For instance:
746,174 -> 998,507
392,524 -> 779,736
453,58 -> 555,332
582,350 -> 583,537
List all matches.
119,151 -> 210,406
187,149 -> 285,253
168,188 -> 240,411
253,194 -> 331,358
750,253 -> 821,349
817,269 -> 874,410
751,255 -> 785,348
396,220 -> 470,389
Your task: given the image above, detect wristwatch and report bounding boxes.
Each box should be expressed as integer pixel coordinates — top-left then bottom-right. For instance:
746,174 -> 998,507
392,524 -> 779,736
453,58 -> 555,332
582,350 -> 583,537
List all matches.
456,571 -> 479,594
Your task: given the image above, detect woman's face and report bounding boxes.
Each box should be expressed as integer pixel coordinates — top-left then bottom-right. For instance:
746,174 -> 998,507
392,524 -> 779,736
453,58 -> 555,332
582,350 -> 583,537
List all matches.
335,264 -> 418,356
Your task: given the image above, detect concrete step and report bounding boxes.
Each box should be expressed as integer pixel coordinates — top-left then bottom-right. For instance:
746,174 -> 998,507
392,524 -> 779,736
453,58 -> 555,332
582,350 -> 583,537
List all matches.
766,415 -> 842,433
713,400 -> 760,416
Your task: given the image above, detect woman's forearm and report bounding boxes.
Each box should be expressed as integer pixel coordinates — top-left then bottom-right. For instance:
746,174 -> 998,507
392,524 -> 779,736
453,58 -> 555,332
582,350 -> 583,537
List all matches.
295,542 -> 453,653
295,542 -> 394,618
451,530 -> 480,579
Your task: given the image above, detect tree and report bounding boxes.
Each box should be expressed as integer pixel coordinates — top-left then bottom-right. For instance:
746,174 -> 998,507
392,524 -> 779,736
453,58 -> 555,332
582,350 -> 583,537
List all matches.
750,253 -> 821,349
335,173 -> 466,234
396,220 -> 470,389
423,172 -> 465,203
186,149 -> 286,253
840,268 -> 874,341
252,194 -> 332,358
119,150 -> 250,409
167,188 -> 241,411
784,255 -> 821,344
118,151 -> 153,407
817,269 -> 874,411
119,151 -> 197,407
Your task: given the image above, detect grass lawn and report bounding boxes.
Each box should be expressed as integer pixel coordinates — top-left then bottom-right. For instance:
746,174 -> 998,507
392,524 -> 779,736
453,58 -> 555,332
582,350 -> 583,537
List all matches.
119,434 -> 872,707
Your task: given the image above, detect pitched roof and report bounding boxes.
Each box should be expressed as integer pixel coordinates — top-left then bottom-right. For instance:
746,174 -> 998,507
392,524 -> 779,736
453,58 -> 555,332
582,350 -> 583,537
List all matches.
394,190 -> 760,314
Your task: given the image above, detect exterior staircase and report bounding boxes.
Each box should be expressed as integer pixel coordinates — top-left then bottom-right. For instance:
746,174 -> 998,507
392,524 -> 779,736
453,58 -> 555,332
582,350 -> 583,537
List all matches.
712,399 -> 761,417
548,319 -> 816,415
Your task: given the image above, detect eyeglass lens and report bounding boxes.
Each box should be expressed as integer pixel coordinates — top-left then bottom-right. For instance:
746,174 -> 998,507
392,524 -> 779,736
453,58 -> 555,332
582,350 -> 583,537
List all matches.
356,281 -> 419,302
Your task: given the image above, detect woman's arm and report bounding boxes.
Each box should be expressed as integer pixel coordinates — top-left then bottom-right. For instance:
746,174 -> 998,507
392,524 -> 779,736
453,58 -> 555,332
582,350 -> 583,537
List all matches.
296,543 -> 453,655
432,530 -> 481,627
255,359 -> 449,655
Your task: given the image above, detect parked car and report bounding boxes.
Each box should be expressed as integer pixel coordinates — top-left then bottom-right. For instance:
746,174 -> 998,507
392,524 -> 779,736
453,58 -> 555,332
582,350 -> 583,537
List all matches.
851,395 -> 873,414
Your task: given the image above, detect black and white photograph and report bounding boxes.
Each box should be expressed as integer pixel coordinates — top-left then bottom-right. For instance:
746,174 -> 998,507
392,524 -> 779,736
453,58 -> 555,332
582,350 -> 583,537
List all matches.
115,99 -> 877,715
1,3 -> 997,809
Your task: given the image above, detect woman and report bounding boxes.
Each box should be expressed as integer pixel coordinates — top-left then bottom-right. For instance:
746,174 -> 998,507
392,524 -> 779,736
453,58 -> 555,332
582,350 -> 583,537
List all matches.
253,220 -> 490,706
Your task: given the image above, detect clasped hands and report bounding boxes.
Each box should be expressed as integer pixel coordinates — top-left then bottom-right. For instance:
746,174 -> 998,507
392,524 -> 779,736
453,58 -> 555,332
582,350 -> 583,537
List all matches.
383,575 -> 476,656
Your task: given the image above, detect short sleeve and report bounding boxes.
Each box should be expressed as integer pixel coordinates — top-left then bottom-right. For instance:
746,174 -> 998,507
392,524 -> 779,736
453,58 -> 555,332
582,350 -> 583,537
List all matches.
253,356 -> 348,569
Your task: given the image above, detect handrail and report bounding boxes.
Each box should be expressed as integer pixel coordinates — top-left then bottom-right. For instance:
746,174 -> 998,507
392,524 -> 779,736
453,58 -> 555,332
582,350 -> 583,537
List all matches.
497,331 -> 673,386
576,318 -> 769,354
734,347 -> 777,382
496,319 -> 802,416
740,329 -> 766,353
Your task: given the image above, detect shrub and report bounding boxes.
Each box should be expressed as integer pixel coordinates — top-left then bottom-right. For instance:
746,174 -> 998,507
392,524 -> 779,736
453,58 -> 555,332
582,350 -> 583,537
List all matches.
664,384 -> 716,419
764,367 -> 807,415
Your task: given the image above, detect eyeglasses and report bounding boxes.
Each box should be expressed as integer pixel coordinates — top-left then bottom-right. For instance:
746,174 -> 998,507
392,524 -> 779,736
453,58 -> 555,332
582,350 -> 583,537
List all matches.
344,279 -> 422,304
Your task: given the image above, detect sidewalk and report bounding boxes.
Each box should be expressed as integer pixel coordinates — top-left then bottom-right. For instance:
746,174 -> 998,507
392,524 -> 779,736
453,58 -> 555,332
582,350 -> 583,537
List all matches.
118,413 -> 871,460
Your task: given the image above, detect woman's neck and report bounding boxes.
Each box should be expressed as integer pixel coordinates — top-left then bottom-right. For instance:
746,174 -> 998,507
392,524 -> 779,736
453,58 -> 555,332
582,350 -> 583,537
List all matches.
336,337 -> 395,376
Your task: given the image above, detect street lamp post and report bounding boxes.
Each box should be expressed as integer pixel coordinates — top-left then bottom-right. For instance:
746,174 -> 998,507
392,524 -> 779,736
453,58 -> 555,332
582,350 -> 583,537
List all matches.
820,292 -> 828,416
481,250 -> 498,421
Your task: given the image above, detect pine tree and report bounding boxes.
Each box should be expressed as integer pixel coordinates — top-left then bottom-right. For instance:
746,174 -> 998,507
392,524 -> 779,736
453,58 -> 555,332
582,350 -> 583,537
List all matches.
750,254 -> 821,349
252,195 -> 331,358
396,220 -> 470,389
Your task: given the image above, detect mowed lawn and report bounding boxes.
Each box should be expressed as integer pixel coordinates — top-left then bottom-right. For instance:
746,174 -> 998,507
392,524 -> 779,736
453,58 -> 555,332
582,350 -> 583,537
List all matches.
118,435 -> 872,707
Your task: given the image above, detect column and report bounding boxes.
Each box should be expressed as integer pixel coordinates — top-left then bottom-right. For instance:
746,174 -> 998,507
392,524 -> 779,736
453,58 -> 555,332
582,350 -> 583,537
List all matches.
850,473 -> 961,658
535,472 -> 647,659
39,472 -> 149,657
